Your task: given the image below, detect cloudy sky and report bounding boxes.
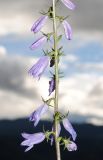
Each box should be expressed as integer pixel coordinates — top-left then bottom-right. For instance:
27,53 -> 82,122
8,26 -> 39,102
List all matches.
0,0 -> 103,125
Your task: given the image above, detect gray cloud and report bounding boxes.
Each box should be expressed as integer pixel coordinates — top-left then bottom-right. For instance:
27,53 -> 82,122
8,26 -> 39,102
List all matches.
72,0 -> 103,31
89,83 -> 103,98
0,0 -> 102,33
0,55 -> 39,99
0,53 -> 103,125
86,82 -> 103,109
0,53 -> 50,119
0,0 -> 51,16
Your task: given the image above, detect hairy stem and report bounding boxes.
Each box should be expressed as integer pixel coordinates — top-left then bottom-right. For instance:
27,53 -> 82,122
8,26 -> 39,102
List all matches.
52,0 -> 61,160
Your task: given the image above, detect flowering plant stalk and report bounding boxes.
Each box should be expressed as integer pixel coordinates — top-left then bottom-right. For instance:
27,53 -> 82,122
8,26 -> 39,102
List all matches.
21,0 -> 77,160
52,0 -> 61,159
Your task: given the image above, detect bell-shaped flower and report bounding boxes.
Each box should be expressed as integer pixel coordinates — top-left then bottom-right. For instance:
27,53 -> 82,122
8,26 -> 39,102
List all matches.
49,75 -> 55,95
66,141 -> 77,151
30,36 -> 47,50
21,132 -> 45,152
62,118 -> 77,141
29,103 -> 48,126
31,16 -> 48,33
50,122 -> 61,146
28,56 -> 49,80
61,0 -> 75,10
62,20 -> 72,40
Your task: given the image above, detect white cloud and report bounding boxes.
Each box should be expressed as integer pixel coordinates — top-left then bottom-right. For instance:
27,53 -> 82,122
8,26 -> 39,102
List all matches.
75,62 -> 103,72
0,53 -> 103,125
0,46 -> 7,56
0,89 -> 34,119
64,32 -> 103,52
87,118 -> 103,126
59,54 -> 78,70
58,73 -> 103,125
64,54 -> 78,62
0,15 -> 32,36
74,32 -> 103,47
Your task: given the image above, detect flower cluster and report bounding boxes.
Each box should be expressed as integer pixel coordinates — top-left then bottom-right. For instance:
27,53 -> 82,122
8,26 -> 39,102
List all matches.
50,114 -> 77,150
21,0 -> 77,155
21,107 -> 77,152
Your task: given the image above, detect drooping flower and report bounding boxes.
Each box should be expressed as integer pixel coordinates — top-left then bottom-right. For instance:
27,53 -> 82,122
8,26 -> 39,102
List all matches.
49,75 -> 55,95
62,118 -> 77,141
29,103 -> 48,126
28,56 -> 49,80
61,0 -> 75,10
30,36 -> 47,50
66,141 -> 77,151
50,122 -> 61,146
31,16 -> 48,33
62,20 -> 72,40
21,132 -> 45,152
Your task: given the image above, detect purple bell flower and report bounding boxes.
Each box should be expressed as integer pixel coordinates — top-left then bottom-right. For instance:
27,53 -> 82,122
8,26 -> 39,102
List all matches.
31,16 -> 48,33
28,56 -> 49,80
50,123 -> 61,146
29,103 -> 48,127
62,118 -> 77,141
66,141 -> 77,151
62,20 -> 72,40
30,36 -> 47,50
21,132 -> 45,152
61,0 -> 75,10
49,76 -> 55,95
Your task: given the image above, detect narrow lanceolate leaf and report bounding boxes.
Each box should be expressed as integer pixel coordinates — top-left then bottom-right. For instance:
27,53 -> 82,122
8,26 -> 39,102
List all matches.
31,16 -> 48,33
62,20 -> 72,40
57,35 -> 62,42
28,56 -> 49,80
61,0 -> 75,10
30,36 -> 47,50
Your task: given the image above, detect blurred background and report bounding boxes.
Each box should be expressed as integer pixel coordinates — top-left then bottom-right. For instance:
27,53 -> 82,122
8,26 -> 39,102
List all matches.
0,0 -> 103,159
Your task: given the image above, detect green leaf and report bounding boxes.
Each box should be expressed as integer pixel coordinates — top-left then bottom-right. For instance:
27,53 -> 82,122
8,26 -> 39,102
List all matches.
57,35 -> 62,42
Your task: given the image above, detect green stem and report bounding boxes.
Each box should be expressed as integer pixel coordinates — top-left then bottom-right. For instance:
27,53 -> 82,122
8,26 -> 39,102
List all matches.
52,0 -> 61,160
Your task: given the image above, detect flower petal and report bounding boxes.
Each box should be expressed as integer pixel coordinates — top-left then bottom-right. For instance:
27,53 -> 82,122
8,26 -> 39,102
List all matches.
62,118 -> 77,141
28,56 -> 49,80
21,133 -> 31,139
62,20 -> 72,40
66,141 -> 77,151
61,0 -> 75,10
30,36 -> 47,50
31,16 -> 48,33
21,132 -> 45,151
29,103 -> 48,126
25,145 -> 33,152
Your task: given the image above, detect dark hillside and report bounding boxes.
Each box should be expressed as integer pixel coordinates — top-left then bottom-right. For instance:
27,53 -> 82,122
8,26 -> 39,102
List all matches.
0,119 -> 103,160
